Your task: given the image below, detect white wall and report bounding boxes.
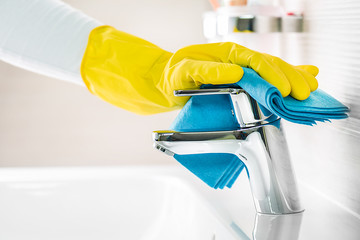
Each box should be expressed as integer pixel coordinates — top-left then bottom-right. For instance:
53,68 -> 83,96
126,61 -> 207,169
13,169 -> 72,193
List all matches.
283,0 -> 360,217
0,0 -> 211,166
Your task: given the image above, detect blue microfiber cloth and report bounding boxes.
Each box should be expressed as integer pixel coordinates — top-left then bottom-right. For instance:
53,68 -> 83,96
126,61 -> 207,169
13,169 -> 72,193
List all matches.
203,68 -> 349,125
170,68 -> 349,189
170,94 -> 245,189
170,94 -> 238,132
174,153 -> 245,189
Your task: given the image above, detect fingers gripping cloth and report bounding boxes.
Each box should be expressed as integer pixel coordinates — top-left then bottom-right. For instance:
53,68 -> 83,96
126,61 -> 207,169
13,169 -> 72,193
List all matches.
170,68 -> 349,189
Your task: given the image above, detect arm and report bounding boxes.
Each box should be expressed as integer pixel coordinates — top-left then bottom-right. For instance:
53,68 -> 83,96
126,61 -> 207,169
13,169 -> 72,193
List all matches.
0,0 -> 101,85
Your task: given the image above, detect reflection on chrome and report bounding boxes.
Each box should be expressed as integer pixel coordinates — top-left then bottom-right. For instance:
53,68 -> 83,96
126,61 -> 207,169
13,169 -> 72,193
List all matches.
253,212 -> 303,240
230,212 -> 303,240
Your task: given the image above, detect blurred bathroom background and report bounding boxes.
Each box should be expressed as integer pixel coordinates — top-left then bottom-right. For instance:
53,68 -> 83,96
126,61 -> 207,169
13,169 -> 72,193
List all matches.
0,0 -> 359,218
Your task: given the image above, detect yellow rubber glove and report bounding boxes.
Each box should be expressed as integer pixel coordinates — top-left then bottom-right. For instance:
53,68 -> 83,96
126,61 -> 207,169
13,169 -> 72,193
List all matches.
81,26 -> 318,115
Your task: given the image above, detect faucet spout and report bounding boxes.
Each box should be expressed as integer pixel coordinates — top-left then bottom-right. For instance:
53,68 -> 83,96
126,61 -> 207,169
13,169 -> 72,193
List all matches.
153,120 -> 303,215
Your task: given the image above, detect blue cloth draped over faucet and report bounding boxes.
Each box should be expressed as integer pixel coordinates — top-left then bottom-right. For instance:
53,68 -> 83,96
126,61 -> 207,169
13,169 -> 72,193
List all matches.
170,68 -> 349,189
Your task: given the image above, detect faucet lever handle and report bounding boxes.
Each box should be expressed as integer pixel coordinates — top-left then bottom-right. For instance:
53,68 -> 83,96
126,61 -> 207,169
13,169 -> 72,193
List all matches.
174,88 -> 251,128
174,88 -> 245,97
174,88 -> 276,128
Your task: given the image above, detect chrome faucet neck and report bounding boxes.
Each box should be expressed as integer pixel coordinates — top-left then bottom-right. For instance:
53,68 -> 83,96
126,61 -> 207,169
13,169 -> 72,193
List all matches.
153,88 -> 304,214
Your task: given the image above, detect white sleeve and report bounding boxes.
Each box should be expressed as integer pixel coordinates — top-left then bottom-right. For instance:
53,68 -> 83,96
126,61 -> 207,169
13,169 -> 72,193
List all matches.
0,0 -> 102,86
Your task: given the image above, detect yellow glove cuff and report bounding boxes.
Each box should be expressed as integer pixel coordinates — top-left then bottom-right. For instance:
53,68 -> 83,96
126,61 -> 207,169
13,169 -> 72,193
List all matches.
81,26 -> 174,114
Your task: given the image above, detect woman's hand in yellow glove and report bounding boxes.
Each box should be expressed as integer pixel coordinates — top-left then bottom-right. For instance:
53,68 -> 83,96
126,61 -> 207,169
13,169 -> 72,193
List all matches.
81,26 -> 318,115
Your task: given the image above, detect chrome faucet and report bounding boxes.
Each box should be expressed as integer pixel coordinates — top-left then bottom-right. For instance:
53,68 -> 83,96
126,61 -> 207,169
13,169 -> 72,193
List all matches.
153,88 -> 304,215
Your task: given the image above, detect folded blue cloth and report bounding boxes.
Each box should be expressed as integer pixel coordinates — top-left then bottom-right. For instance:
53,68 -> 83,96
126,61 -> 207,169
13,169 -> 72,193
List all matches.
233,68 -> 349,125
200,68 -> 349,125
170,67 -> 349,189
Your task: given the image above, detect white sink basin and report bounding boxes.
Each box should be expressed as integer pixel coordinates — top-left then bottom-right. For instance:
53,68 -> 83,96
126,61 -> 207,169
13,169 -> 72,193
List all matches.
1,165 -> 360,240
0,166 -> 252,240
